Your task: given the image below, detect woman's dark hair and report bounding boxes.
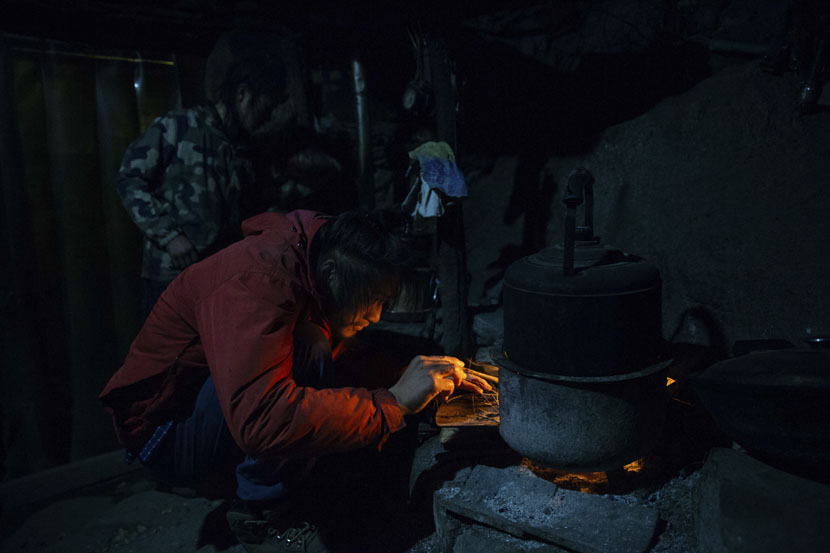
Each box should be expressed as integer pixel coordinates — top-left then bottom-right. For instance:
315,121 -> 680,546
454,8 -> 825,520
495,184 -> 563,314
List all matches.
217,54 -> 287,140
312,210 -> 418,328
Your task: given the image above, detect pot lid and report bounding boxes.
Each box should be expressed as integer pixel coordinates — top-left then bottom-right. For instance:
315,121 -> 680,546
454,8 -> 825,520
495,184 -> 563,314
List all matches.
527,233 -> 624,271
504,167 -> 661,296
504,241 -> 661,296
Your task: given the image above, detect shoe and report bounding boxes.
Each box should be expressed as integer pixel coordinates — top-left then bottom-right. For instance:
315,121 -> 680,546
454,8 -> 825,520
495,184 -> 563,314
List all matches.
226,506 -> 330,553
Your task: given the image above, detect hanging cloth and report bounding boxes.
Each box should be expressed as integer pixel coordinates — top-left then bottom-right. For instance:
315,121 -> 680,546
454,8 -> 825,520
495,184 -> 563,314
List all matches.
402,141 -> 467,218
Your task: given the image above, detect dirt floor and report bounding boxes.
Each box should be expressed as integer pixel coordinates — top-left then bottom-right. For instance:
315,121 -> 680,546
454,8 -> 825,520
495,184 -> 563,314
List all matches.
0,455 -> 699,553
0,438 -> 444,553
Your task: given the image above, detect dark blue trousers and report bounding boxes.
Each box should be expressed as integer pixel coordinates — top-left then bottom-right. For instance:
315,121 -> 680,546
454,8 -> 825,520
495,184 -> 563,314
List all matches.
144,322 -> 333,502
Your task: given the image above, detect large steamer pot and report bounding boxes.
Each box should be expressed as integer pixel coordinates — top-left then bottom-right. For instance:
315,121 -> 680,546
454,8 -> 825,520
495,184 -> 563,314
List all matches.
502,168 -> 662,377
497,168 -> 667,470
495,351 -> 670,472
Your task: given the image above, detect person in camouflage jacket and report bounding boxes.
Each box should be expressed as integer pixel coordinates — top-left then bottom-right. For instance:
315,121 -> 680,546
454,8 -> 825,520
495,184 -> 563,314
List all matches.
117,55 -> 288,317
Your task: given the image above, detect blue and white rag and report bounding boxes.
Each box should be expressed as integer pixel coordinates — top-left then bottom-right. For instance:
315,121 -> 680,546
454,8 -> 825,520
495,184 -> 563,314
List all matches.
403,141 -> 467,218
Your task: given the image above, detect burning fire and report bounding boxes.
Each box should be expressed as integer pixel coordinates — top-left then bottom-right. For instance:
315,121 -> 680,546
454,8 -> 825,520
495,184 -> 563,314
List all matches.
520,457 -> 647,494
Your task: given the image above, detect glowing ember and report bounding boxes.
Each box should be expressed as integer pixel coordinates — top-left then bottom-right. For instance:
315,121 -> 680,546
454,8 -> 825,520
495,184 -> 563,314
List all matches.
520,457 -> 651,494
623,458 -> 645,472
520,459 -> 610,494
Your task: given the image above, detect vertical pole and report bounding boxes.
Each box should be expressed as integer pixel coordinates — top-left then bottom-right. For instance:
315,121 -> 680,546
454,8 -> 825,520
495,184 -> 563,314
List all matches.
428,38 -> 472,357
352,58 -> 375,211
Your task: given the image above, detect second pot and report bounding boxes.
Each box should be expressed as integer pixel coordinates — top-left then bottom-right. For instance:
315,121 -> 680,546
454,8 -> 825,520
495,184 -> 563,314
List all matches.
494,351 -> 670,472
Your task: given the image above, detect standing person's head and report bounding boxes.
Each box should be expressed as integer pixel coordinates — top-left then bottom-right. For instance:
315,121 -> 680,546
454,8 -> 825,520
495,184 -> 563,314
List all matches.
312,211 -> 417,339
217,55 -> 287,141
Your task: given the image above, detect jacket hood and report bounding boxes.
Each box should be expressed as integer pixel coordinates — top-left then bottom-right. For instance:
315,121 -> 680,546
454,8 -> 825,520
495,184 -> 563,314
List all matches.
241,210 -> 330,239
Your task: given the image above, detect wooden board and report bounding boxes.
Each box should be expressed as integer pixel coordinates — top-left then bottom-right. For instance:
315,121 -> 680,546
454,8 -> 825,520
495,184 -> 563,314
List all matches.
435,391 -> 499,426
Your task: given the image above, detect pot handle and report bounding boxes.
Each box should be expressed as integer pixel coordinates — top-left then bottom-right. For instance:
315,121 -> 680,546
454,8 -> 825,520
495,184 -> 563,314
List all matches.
563,167 -> 595,276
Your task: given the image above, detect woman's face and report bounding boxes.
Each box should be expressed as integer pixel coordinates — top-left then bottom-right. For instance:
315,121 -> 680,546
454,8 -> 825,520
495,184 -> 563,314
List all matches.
319,255 -> 398,340
335,298 -> 385,339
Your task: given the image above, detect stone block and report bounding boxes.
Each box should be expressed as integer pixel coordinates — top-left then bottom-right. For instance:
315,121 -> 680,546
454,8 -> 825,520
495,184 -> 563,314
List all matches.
692,447 -> 830,553
435,473 -> 565,553
436,465 -> 658,553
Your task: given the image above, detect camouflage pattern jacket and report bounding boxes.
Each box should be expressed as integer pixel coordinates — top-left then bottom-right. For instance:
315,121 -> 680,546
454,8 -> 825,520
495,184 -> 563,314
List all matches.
117,105 -> 254,282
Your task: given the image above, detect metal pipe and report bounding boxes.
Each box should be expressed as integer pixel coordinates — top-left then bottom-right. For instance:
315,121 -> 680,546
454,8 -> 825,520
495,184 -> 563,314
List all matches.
352,58 -> 374,210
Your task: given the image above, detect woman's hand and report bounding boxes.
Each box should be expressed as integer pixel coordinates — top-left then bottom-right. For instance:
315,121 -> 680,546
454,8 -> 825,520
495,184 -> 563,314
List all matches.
388,356 -> 494,415
389,355 -> 466,415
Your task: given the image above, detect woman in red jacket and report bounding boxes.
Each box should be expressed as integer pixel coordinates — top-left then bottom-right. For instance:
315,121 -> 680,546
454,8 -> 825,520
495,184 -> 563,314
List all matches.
100,209 -> 489,553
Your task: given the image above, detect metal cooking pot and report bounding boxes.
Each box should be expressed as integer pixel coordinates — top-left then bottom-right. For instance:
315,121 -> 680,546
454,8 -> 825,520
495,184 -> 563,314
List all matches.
494,350 -> 670,471
692,349 -> 830,465
502,168 -> 662,377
